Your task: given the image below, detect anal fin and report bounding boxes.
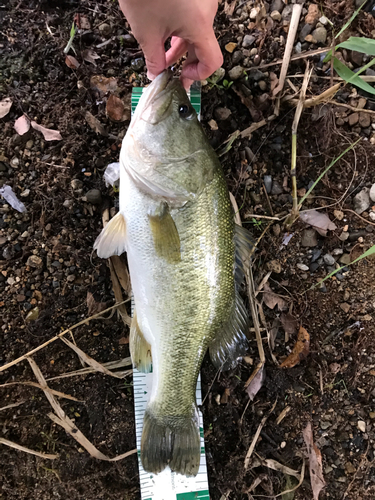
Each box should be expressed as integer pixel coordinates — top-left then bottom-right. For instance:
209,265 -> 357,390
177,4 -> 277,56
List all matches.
94,211 -> 127,259
209,291 -> 249,370
130,312 -> 152,373
148,202 -> 180,263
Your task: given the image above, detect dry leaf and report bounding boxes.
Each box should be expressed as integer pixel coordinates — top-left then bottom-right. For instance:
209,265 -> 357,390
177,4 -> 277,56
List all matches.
280,326 -> 310,368
82,48 -> 100,65
86,291 -> 107,316
303,422 -> 326,500
118,337 -> 129,345
263,283 -> 288,311
0,98 -> 13,118
280,312 -> 298,336
74,13 -> 91,30
31,121 -> 62,141
65,55 -> 80,69
245,363 -> 265,401
0,437 -> 57,460
85,111 -> 108,136
299,210 -> 337,237
90,75 -> 118,93
224,0 -> 237,16
14,114 -> 30,135
106,94 -> 130,122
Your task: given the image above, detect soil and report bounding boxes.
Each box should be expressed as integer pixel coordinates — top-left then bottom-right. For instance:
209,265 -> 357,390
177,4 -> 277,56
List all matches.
1,0 -> 375,499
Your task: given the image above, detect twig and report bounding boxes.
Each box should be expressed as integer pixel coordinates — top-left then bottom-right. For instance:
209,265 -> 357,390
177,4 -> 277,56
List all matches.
46,357 -> 132,381
276,405 -> 291,425
342,443 -> 370,499
287,74 -> 375,83
0,437 -> 57,460
327,100 -> 375,115
0,400 -> 25,412
342,209 -> 375,227
0,299 -> 130,373
0,381 -> 81,402
285,82 -> 341,108
244,400 -> 277,469
273,4 -> 303,97
258,47 -> 329,69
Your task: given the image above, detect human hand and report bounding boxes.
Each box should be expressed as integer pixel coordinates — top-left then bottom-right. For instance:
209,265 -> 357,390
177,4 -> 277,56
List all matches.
118,0 -> 223,88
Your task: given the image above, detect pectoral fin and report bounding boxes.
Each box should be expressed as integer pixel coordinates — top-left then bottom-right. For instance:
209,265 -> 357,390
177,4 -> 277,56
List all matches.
209,291 -> 249,370
234,223 -> 255,286
94,211 -> 127,259
130,312 -> 152,373
148,203 -> 181,263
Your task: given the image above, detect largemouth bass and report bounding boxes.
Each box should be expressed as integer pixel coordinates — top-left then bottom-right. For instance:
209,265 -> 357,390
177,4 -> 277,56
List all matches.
94,70 -> 253,477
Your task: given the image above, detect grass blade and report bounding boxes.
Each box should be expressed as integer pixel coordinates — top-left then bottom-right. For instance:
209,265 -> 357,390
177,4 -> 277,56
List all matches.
332,57 -> 375,95
336,36 -> 375,56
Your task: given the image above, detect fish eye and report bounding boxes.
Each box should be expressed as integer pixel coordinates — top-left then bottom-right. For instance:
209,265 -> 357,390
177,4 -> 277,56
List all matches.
178,104 -> 193,119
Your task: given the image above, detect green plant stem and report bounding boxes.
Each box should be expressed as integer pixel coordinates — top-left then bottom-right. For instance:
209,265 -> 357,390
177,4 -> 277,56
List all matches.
291,133 -> 298,214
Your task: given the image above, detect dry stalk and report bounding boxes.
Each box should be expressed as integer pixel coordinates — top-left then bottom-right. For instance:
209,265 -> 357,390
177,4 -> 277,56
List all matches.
0,437 -> 57,460
244,400 -> 277,469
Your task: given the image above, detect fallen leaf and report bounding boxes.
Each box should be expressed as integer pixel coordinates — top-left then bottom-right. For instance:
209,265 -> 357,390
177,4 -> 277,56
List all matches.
0,98 -> 13,118
87,291 -> 107,316
245,363 -> 265,400
31,121 -> 62,141
14,115 -> 31,135
118,337 -> 129,345
90,75 -> 118,93
85,111 -> 108,136
82,48 -> 100,65
0,185 -> 27,213
280,326 -> 310,368
74,13 -> 91,30
65,55 -> 80,69
303,422 -> 325,500
224,0 -> 237,16
106,94 -> 130,122
280,312 -> 298,336
263,283 -> 288,311
299,210 -> 337,237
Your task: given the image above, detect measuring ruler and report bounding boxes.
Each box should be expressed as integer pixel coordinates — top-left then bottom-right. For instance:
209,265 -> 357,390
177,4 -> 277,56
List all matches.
131,81 -> 210,500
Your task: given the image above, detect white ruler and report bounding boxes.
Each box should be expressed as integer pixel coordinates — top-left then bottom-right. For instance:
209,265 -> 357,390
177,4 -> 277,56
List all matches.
131,82 -> 210,500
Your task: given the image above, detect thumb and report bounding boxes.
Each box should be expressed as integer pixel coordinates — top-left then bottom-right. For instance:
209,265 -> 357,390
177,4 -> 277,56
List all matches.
140,39 -> 167,80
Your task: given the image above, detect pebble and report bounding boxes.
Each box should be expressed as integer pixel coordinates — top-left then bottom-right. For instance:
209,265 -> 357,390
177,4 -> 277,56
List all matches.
359,112 -> 371,128
264,175 -> 273,193
339,231 -> 349,241
353,188 -> 370,214
311,249 -> 322,262
7,277 -> 15,285
370,184 -> 375,202
332,248 -> 343,256
370,211 -> 375,221
98,23 -> 111,36
312,27 -> 327,44
346,462 -> 356,474
208,119 -> 218,131
266,259 -> 282,273
310,262 -> 320,272
282,4 -> 293,20
242,35 -> 256,48
340,303 -> 350,313
25,140 -> 34,149
63,199 -> 73,209
225,42 -> 237,53
228,65 -> 244,80
319,15 -> 329,25
271,180 -> 283,195
299,24 -> 312,42
258,80 -> 267,91
305,3 -> 319,24
321,420 -> 331,430
71,179 -> 83,191
250,47 -> 258,56
247,69 -> 265,81
214,107 -> 231,121
131,57 -> 145,72
86,189 -> 102,205
10,157 -> 19,168
301,228 -> 318,247
339,253 -> 351,265
120,34 -> 137,47
305,34 -> 317,44
271,0 -> 284,12
358,420 -> 366,433
297,263 -> 309,271
323,253 -> 336,266
270,10 -> 281,21
348,112 -> 359,126
232,50 -> 243,64
27,255 -> 43,269
249,7 -> 259,19
20,189 -> 30,197
334,209 -> 344,220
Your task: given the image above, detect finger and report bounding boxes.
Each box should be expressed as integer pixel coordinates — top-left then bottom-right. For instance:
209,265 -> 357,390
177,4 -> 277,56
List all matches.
165,37 -> 188,67
141,39 -> 167,80
181,31 -> 223,82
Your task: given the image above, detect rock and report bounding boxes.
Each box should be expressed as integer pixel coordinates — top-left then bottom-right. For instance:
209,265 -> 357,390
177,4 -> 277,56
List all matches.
305,34 -> 317,44
351,50 -> 363,67
319,15 -> 329,25
282,4 -> 293,20
339,253 -> 351,265
250,47 -> 258,56
348,112 -> 359,126
120,34 -> 137,47
271,180 -> 283,195
10,157 -> 19,168
210,67 -> 225,84
258,80 -> 267,91
99,23 -> 111,36
214,107 -> 231,121
71,179 -> 83,191
264,175 -> 272,193
27,255 -> 43,269
301,228 -> 318,247
305,3 -> 319,24
266,259 -> 282,273
271,0 -> 284,12
370,211 -> 375,221
228,65 -> 244,80
311,27 -> 327,44
247,69 -> 264,81
242,35 -> 256,48
370,184 -> 375,202
208,119 -> 218,130
131,57 -> 145,72
323,254 -> 336,266
334,209 -> 344,220
232,50 -> 243,64
321,420 -> 331,430
249,7 -> 259,19
332,248 -> 343,256
359,112 -> 371,128
345,462 -> 356,474
358,420 -> 366,432
86,189 -> 102,205
270,10 -> 281,21
357,97 -> 367,109
295,42 -> 302,54
340,303 -> 350,313
225,42 -> 237,53
300,24 -> 312,42
20,189 -> 30,197
63,199 -> 73,209
25,140 -> 34,149
311,249 -> 322,262
353,188 -> 370,214
297,263 -> 309,271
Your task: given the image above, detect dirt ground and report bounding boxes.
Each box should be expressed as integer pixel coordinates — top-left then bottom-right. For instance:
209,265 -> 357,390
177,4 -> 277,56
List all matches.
1,0 -> 375,499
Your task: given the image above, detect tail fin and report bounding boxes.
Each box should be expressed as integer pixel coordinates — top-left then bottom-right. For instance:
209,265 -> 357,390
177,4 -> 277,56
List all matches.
141,407 -> 200,477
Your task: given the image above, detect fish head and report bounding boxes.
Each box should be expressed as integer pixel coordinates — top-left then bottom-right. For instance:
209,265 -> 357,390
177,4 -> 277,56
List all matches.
122,70 -> 217,205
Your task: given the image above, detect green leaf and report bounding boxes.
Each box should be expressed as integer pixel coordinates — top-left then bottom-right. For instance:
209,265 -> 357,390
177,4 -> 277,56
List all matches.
336,36 -> 375,56
335,3 -> 365,39
70,22 -> 77,38
333,57 -> 375,95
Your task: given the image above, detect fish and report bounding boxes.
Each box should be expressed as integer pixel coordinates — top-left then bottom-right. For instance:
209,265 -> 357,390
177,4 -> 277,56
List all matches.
94,70 -> 254,477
